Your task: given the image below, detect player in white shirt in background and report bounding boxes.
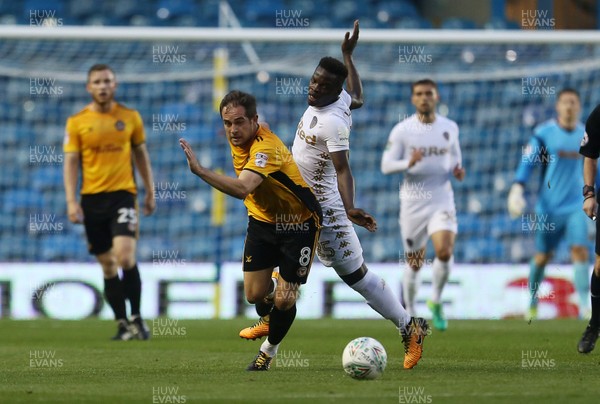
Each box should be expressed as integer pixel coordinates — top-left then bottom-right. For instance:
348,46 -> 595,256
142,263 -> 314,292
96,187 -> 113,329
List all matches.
240,21 -> 428,369
381,79 -> 465,331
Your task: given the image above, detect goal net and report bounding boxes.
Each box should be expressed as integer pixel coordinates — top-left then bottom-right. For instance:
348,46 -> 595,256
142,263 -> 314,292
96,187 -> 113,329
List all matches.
2,25 -> 600,264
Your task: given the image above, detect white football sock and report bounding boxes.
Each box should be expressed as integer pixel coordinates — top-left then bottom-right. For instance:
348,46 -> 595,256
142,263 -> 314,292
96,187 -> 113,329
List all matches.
261,339 -> 279,357
403,266 -> 419,316
432,256 -> 452,304
350,269 -> 412,330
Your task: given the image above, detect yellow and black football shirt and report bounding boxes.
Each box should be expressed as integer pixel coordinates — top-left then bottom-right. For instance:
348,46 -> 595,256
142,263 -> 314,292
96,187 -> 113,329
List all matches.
64,103 -> 145,195
230,124 -> 321,225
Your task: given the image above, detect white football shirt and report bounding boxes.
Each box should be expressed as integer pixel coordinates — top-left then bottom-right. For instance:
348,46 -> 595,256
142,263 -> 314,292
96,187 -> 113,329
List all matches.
382,113 -> 462,216
292,90 -> 352,208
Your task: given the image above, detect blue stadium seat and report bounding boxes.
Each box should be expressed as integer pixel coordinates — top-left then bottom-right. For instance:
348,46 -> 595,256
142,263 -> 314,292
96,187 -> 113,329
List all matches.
159,102 -> 204,125
378,0 -> 420,20
0,124 -> 26,147
463,237 -> 505,262
137,236 -> 177,261
113,0 -> 149,19
308,15 -> 334,28
491,213 -> 522,238
394,18 -> 433,29
245,0 -> 283,22
441,18 -> 478,30
0,0 -> 19,15
484,18 -> 521,30
178,235 -> 215,260
156,0 -> 193,18
3,189 -> 46,213
330,0 -> 364,26
40,233 -> 85,261
23,0 -> 65,23
67,0 -> 95,20
0,235 -> 36,260
457,213 -> 482,235
31,166 -> 63,192
192,0 -> 219,23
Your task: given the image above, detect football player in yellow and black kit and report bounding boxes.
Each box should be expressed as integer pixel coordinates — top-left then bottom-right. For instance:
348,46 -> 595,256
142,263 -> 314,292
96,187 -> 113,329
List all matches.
63,64 -> 155,340
180,90 -> 322,371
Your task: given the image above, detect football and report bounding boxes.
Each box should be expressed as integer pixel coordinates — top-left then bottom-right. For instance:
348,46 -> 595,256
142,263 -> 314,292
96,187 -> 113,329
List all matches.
342,337 -> 387,380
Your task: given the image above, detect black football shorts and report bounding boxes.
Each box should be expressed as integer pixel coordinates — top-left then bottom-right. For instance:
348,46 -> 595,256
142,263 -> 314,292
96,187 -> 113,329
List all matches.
242,216 -> 319,284
80,190 -> 138,255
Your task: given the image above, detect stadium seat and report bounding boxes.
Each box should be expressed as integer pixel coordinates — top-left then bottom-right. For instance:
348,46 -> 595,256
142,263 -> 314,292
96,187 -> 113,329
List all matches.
67,0 -> 95,20
156,0 -> 193,18
23,0 -> 65,23
484,18 -> 521,30
137,236 -> 177,261
3,189 -> 47,213
31,166 -> 63,192
441,18 -> 478,30
40,233 -> 85,261
113,0 -> 151,20
330,0 -> 363,27
463,237 -> 505,262
245,0 -> 283,22
394,18 -> 433,29
0,0 -> 19,15
378,0 -> 420,21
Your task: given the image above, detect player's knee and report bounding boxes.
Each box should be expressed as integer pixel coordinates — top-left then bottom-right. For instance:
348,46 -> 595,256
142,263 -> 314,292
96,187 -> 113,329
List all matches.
572,246 -> 588,262
117,255 -> 136,270
244,290 -> 261,304
97,254 -> 117,276
436,248 -> 452,262
409,263 -> 422,271
101,266 -> 118,278
245,283 -> 270,304
534,255 -> 549,267
274,296 -> 296,311
273,285 -> 299,310
405,250 -> 424,270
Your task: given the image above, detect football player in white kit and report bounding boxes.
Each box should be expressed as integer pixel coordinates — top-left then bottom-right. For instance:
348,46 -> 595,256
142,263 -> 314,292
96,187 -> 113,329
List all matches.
381,79 -> 465,331
240,21 -> 429,369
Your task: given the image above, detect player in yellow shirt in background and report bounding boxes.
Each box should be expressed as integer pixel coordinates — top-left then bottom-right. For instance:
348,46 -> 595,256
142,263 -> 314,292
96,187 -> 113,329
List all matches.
180,90 -> 322,371
63,64 -> 155,340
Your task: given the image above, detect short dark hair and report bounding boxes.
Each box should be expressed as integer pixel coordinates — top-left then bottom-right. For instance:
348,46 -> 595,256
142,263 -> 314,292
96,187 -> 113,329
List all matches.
219,90 -> 257,119
87,64 -> 115,82
411,79 -> 437,94
318,56 -> 348,83
557,88 -> 580,100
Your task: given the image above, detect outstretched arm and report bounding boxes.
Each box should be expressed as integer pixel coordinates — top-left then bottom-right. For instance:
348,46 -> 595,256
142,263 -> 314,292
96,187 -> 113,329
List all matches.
180,138 -> 263,199
342,20 -> 363,110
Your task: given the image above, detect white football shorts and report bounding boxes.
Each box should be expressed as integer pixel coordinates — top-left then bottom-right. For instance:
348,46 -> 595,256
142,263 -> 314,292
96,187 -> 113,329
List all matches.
400,209 -> 458,252
316,208 -> 364,276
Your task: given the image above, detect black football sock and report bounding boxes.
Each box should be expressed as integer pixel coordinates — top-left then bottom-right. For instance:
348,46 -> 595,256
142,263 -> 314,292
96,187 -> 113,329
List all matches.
122,263 -> 142,317
267,304 -> 297,345
104,275 -> 127,321
590,272 -> 600,328
255,300 -> 274,317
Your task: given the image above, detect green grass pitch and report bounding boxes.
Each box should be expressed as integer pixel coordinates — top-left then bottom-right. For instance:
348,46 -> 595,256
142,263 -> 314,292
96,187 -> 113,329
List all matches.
1,318 -> 598,403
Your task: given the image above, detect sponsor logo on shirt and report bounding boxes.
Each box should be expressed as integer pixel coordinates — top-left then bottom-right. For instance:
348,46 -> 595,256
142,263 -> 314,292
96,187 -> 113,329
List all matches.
255,152 -> 268,168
